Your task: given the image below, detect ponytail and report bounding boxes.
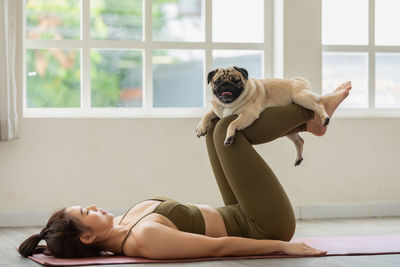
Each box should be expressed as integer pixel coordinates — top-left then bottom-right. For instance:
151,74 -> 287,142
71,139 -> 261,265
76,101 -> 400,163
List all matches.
18,233 -> 44,257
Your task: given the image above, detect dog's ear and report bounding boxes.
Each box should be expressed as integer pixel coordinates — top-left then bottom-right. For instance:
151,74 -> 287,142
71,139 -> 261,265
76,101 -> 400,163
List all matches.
207,68 -> 219,84
233,66 -> 248,80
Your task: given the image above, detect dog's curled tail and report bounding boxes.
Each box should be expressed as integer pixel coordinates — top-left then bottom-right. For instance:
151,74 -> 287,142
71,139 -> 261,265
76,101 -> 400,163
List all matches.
292,77 -> 312,89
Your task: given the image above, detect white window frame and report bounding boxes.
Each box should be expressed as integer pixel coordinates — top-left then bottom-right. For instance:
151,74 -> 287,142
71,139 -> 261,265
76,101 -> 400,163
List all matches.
23,0 -> 274,118
323,0 -> 400,118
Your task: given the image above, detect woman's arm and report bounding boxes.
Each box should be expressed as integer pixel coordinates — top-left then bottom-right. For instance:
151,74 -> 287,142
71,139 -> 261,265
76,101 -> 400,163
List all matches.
132,222 -> 326,259
213,234 -> 326,257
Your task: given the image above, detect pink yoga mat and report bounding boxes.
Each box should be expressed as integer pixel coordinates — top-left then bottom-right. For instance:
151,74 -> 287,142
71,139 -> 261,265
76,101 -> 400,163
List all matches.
25,235 -> 400,266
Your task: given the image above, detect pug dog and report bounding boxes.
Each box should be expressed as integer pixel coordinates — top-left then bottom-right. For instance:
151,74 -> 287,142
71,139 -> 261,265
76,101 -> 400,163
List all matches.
196,66 -> 330,166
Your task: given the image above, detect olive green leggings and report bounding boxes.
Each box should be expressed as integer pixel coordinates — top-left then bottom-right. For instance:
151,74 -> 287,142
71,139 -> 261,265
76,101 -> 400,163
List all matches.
207,104 -> 314,241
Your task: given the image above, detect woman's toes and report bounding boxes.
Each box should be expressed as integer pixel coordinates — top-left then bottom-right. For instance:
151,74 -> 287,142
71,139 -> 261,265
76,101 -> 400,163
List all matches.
344,81 -> 352,90
334,82 -> 346,92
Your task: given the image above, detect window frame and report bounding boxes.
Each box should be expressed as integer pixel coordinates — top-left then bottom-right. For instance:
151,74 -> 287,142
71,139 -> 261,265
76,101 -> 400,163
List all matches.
323,0 -> 400,118
23,0 -> 274,118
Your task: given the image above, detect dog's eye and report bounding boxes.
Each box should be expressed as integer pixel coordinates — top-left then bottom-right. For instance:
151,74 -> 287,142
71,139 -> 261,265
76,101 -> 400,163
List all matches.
229,76 -> 240,84
214,78 -> 221,85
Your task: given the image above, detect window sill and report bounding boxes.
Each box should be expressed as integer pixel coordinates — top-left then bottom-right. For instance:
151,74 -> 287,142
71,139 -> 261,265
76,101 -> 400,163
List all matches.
23,107 -> 400,119
23,107 -> 208,118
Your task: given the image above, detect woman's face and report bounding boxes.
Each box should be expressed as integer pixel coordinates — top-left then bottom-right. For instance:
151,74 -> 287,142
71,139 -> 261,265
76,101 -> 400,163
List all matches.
66,205 -> 114,242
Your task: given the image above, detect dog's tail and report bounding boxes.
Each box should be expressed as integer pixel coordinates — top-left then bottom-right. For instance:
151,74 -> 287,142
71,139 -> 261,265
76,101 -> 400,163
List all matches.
292,77 -> 312,88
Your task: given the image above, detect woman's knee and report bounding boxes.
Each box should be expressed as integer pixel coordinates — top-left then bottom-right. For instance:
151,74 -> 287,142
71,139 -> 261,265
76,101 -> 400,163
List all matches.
212,115 -> 237,144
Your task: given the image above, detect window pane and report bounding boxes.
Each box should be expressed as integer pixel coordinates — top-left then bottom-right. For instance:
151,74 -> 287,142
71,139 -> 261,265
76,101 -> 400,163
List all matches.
376,53 -> 400,108
213,0 -> 263,43
375,0 -> 400,45
213,50 -> 263,79
26,49 -> 80,107
91,50 -> 143,107
26,0 -> 80,40
322,52 -> 368,108
322,0 -> 368,45
153,50 -> 204,107
91,0 -> 143,40
153,0 -> 204,42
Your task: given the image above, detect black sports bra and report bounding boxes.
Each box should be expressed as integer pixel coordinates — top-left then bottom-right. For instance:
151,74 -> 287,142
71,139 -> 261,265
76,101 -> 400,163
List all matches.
118,196 -> 205,255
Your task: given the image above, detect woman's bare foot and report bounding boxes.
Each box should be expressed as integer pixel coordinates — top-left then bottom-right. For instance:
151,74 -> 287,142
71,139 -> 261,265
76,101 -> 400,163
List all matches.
306,81 -> 352,136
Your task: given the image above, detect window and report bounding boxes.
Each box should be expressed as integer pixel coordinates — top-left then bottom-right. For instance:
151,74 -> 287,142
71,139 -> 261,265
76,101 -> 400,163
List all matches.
322,0 -> 400,114
23,0 -> 272,118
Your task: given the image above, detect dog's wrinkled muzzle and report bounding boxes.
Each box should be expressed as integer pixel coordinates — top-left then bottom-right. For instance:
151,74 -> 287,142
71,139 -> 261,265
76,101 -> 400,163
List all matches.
214,83 -> 244,103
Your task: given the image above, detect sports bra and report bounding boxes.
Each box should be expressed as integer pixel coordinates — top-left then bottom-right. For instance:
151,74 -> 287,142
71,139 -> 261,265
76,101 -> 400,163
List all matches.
118,196 -> 206,255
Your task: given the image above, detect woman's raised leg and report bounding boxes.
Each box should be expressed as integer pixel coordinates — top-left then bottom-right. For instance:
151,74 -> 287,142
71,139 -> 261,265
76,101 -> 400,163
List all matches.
206,104 -> 313,206
212,104 -> 313,241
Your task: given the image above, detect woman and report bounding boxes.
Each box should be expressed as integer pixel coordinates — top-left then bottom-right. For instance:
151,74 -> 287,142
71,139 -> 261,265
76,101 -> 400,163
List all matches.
18,82 -> 352,259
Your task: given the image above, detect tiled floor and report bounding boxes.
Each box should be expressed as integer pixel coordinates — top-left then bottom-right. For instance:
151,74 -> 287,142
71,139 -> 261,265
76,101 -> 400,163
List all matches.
2,217 -> 400,267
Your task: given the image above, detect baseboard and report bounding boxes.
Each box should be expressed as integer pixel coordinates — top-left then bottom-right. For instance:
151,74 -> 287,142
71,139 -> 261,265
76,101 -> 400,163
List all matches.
1,203 -> 400,227
297,201 -> 400,219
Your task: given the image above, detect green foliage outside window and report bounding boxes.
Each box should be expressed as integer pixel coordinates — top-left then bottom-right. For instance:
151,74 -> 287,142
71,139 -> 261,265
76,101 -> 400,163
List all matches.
26,49 -> 81,108
26,0 -> 171,108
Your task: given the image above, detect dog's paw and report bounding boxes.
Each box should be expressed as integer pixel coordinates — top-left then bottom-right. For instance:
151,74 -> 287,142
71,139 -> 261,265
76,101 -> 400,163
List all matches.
294,157 -> 303,166
195,122 -> 209,138
195,127 -> 207,138
323,117 -> 330,127
224,136 -> 234,146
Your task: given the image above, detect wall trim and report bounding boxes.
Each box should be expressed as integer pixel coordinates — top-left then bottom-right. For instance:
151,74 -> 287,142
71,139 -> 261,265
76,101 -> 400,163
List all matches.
297,202 -> 400,220
1,202 -> 400,227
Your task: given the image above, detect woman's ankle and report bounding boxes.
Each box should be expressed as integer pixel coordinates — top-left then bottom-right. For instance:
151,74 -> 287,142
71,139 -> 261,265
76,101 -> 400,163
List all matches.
306,119 -> 326,136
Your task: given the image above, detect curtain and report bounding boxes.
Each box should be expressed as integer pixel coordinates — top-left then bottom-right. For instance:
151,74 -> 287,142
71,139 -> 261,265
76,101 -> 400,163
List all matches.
0,0 -> 19,141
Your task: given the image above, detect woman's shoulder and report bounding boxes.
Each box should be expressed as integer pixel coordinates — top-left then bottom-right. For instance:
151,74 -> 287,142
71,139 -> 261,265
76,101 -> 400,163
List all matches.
119,215 -> 165,257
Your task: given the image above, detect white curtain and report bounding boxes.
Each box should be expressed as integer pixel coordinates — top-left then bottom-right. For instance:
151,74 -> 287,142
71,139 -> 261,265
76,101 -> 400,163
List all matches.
0,0 -> 19,141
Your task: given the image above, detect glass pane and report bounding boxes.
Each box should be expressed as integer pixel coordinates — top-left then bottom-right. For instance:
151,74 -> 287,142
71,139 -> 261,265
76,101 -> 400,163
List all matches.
322,0 -> 368,45
91,0 -> 143,40
91,50 -> 143,107
26,49 -> 80,108
213,0 -> 263,43
153,50 -> 204,107
153,0 -> 204,42
26,0 -> 80,40
375,0 -> 400,45
376,53 -> 400,108
322,52 -> 368,108
213,50 -> 263,79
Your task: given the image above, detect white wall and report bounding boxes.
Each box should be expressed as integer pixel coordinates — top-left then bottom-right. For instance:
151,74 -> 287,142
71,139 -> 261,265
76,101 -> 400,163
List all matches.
1,0 -> 400,226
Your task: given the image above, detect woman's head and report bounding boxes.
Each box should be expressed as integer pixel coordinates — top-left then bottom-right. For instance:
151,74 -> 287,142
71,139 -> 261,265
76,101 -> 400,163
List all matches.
18,205 -> 114,258
66,205 -> 114,244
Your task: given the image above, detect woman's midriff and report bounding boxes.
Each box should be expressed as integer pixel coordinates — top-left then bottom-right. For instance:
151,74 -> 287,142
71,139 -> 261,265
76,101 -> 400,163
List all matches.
189,203 -> 228,237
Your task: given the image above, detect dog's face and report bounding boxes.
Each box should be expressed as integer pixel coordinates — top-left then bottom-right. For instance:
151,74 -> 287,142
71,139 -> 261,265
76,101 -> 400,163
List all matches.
207,66 -> 248,104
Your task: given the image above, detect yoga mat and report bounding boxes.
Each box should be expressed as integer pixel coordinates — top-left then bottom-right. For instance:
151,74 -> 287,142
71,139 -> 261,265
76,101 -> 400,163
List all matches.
24,235 -> 400,266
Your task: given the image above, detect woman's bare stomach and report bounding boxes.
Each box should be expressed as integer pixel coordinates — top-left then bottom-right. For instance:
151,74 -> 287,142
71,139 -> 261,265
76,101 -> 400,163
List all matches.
115,200 -> 228,237
188,202 -> 228,237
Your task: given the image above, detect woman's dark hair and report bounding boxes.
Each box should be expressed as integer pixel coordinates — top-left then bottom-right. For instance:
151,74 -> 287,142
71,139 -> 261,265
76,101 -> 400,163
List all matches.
18,208 -> 105,258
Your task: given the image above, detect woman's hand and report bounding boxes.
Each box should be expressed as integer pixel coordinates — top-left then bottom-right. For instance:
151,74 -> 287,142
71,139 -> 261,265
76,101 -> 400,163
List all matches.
281,242 -> 327,256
